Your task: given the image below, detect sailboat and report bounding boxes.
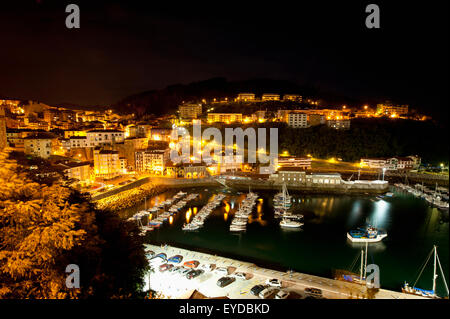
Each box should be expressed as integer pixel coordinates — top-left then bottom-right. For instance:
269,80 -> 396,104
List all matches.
402,246 -> 449,298
334,242 -> 369,286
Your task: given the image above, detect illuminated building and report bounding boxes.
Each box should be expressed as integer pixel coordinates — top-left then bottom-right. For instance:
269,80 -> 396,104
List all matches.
135,149 -> 170,174
182,163 -> 208,178
63,130 -> 87,139
307,113 -> 325,126
56,161 -> 92,186
288,112 -> 308,128
236,93 -> 255,101
179,103 -> 202,119
0,105 -> 6,150
360,156 -> 420,170
283,94 -> 302,102
93,148 -> 121,179
24,132 -> 57,159
207,113 -> 242,123
150,128 -> 172,142
261,94 -> 280,101
86,129 -> 125,147
270,168 -> 342,185
68,136 -> 88,148
376,102 -> 409,117
326,119 -> 350,130
277,156 -> 311,170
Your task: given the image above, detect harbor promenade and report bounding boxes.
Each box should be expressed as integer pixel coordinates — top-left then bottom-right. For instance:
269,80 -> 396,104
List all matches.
145,244 -> 424,299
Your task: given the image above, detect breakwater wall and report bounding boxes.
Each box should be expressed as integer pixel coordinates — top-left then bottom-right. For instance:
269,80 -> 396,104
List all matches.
225,179 -> 389,195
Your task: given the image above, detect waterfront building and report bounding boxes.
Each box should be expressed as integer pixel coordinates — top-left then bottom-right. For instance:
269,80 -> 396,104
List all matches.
283,94 -> 302,102
262,94 -> 280,101
86,129 -> 125,147
135,149 -> 170,174
326,119 -> 350,130
236,93 -> 255,101
207,113 -> 242,123
23,132 -> 57,159
270,168 -> 342,185
361,155 -> 421,171
288,112 -> 308,128
179,103 -> 202,119
182,163 -> 208,178
93,148 -> 121,179
56,161 -> 92,186
277,156 -> 311,170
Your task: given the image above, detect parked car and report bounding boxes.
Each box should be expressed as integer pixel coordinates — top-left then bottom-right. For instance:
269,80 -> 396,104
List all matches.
180,268 -> 192,276
304,287 -> 322,297
233,272 -> 247,280
265,278 -> 282,288
186,269 -> 203,280
183,260 -> 200,268
259,287 -> 277,299
168,255 -> 183,263
169,266 -> 181,273
159,263 -> 173,272
216,276 -> 235,288
200,263 -> 215,272
275,290 -> 290,299
214,267 -> 228,276
250,285 -> 266,296
149,256 -> 166,266
145,250 -> 155,259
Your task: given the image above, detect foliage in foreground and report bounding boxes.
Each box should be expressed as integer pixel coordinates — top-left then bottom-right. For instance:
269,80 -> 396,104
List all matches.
0,149 -> 149,299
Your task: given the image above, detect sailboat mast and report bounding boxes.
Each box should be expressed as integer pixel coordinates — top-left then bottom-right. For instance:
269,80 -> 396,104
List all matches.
433,245 -> 437,293
364,242 -> 368,278
360,249 -> 364,280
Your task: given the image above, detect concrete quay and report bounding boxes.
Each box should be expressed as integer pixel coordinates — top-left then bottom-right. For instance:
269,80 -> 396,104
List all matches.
145,244 -> 424,300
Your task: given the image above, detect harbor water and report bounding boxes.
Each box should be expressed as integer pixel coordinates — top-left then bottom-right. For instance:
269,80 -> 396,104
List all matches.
119,186 -> 449,297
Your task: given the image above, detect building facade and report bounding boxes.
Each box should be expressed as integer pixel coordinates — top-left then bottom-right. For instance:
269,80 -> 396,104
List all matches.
288,112 -> 308,128
24,133 -> 57,159
86,130 -> 125,147
207,113 -> 242,123
179,103 -> 202,119
93,148 -> 121,179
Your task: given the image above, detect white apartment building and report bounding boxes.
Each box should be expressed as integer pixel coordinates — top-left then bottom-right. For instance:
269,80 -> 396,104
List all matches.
24,133 -> 56,159
86,130 -> 125,147
288,112 -> 308,128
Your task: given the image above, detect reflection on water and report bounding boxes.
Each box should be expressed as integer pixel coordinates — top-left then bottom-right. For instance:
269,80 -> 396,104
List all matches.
371,200 -> 390,228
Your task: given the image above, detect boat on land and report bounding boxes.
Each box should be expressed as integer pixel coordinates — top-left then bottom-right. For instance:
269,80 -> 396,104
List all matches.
402,246 -> 449,298
347,225 -> 387,243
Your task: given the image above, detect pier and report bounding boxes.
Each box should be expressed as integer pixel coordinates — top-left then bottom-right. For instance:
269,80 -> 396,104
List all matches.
145,244 -> 424,299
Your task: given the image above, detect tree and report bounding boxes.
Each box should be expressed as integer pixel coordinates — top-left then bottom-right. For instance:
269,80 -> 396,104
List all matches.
0,149 -> 149,298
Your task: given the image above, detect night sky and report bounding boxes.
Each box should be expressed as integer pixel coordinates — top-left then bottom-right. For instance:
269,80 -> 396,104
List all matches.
0,1 -> 448,119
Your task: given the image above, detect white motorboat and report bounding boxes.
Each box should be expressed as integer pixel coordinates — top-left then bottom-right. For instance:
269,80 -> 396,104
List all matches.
280,218 -> 303,228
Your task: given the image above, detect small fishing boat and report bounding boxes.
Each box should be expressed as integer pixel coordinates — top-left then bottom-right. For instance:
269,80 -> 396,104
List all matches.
347,225 -> 387,243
